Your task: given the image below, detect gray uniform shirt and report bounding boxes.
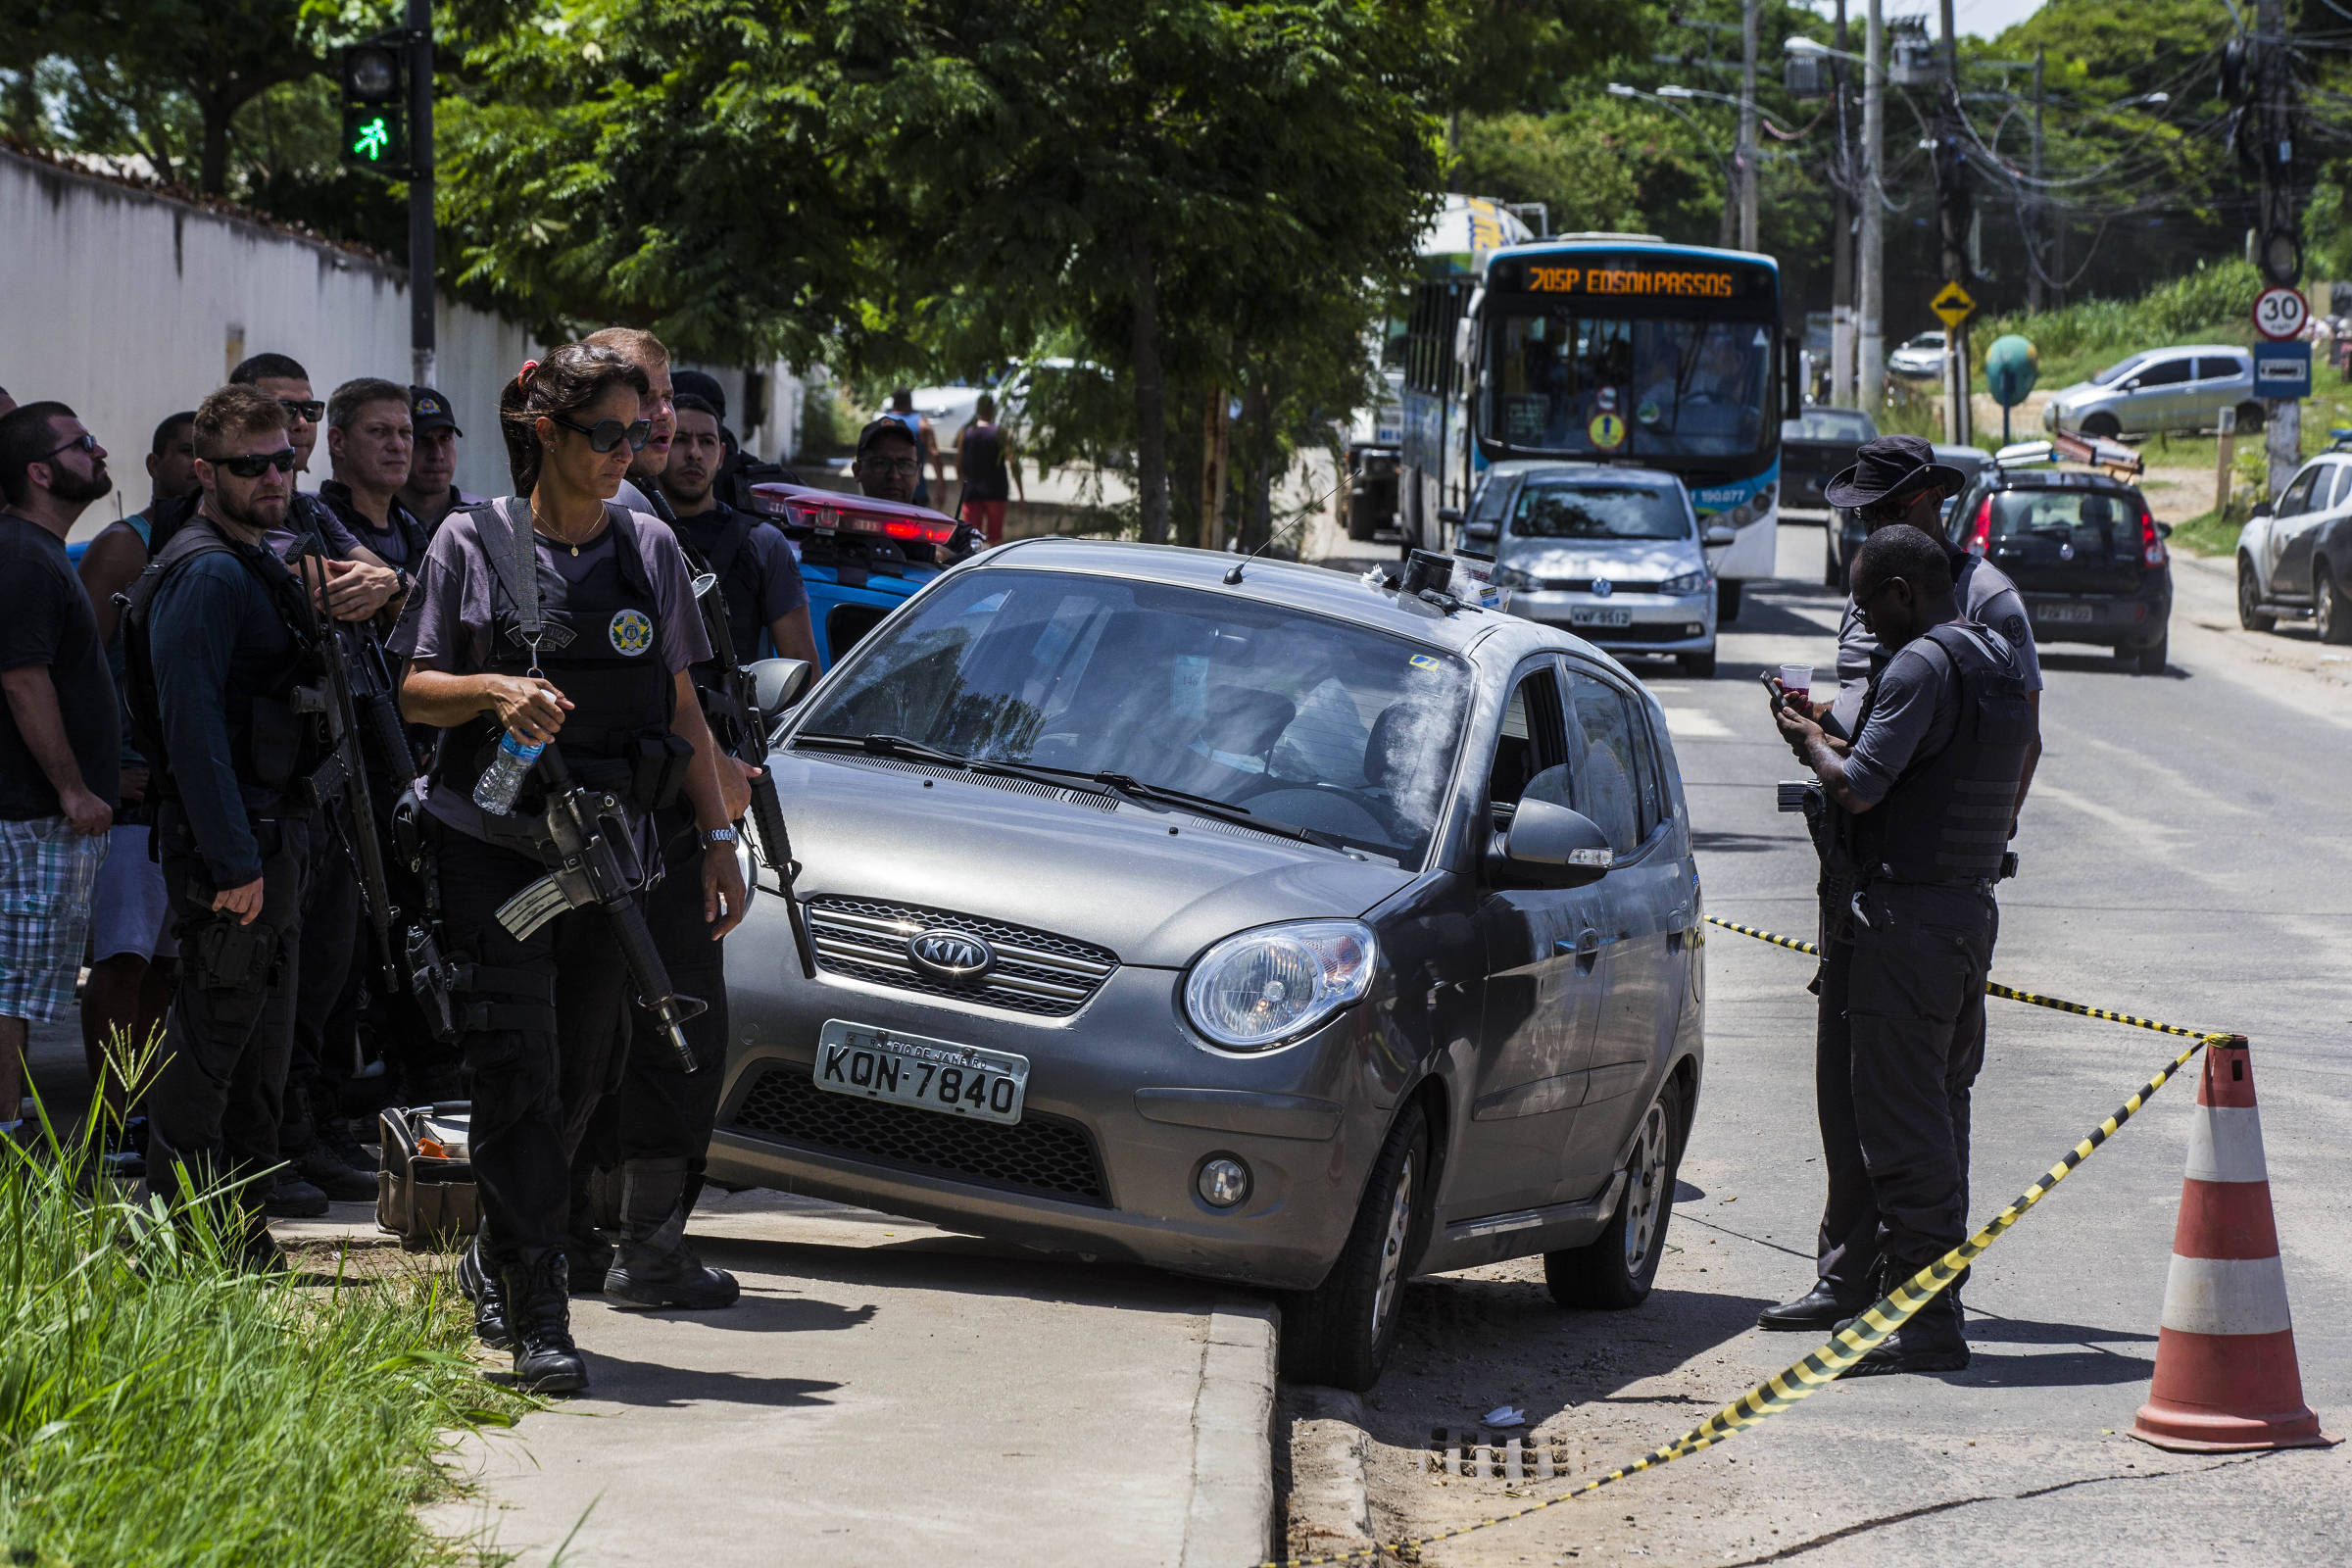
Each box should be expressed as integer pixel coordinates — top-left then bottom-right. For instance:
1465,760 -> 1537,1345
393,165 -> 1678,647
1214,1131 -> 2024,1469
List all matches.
1842,619 -> 2021,808
1830,554 -> 2041,737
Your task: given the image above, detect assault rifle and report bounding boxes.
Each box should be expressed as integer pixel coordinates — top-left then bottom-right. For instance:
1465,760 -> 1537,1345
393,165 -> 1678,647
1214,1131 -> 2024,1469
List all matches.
492,744 -> 705,1073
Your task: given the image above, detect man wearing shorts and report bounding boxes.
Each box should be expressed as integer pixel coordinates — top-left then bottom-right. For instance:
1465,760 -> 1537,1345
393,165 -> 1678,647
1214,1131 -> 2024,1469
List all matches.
0,402 -> 122,1134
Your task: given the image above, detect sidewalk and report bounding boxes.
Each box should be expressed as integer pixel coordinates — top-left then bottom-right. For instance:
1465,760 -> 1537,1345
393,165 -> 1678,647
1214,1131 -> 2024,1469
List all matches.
419,1190 -> 1277,1568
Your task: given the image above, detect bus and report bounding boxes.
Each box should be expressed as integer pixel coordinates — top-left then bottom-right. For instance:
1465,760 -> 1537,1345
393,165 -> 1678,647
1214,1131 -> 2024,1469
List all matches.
1399,234 -> 1798,617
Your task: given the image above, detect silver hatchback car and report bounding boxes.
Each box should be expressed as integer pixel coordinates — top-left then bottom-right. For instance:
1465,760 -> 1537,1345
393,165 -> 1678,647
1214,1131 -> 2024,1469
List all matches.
707,540 -> 1707,1388
2041,345 -> 2260,439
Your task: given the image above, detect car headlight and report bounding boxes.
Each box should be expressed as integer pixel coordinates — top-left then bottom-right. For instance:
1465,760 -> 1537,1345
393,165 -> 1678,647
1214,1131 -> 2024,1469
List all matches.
1659,568 -> 1707,597
1184,920 -> 1378,1051
1491,564 -> 1539,591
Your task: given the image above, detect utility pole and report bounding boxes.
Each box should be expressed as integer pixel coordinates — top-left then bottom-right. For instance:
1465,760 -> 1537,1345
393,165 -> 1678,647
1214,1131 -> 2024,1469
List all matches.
1831,0 -> 1855,404
1740,0 -> 1760,251
1858,0 -> 1885,413
407,0 -> 435,388
1936,0 -> 1971,446
2029,47 -> 2045,315
2256,0 -> 2301,499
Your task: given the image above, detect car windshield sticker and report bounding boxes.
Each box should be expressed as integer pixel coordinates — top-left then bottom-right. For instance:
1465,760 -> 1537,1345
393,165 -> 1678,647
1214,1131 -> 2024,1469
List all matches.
608,608 -> 655,657
1408,653 -> 1443,671
1588,411 -> 1628,450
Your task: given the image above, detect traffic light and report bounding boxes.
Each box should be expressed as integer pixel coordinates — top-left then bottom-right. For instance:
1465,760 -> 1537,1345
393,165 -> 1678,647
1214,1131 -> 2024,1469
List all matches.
340,40 -> 408,172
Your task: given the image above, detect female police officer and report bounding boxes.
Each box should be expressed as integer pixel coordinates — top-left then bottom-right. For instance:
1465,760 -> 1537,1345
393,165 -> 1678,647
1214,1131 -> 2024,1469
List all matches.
391,343 -> 747,1393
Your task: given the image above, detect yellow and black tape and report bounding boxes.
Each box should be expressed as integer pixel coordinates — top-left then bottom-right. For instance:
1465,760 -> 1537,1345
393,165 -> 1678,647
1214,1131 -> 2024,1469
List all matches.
1251,919 -> 2234,1568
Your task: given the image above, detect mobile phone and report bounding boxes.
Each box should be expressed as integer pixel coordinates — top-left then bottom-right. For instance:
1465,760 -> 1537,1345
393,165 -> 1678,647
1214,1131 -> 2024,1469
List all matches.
1759,668 -> 1783,712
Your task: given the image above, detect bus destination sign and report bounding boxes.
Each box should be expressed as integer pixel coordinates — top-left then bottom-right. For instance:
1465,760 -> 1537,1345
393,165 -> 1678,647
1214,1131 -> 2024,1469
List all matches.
1492,253 -> 1770,304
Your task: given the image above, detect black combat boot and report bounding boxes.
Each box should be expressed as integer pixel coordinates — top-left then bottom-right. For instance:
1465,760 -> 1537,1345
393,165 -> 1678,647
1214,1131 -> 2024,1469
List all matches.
1757,1279 -> 1868,1331
604,1156 -> 739,1310
1846,1279 -> 1969,1376
457,1233 -> 514,1350
503,1250 -> 589,1395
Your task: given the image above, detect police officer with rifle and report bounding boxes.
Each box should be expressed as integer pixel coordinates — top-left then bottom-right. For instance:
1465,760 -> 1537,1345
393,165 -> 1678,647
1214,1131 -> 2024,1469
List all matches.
391,344 -> 747,1395
1767,525 -> 2037,1376
123,386 -> 338,1269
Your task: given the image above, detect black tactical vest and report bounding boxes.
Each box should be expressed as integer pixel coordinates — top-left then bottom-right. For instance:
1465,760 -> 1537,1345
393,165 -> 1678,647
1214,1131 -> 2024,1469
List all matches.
1849,622 -> 2035,884
674,505 -> 767,666
122,516 -> 327,805
430,502 -> 675,810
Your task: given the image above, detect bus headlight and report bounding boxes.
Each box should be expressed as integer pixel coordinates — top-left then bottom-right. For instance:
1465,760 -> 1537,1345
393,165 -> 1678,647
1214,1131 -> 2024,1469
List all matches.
1728,502 -> 1756,526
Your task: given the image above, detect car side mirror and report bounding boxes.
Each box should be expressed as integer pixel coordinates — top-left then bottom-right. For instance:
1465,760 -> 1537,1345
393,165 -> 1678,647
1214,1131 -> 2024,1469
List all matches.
1464,518 -> 1498,543
748,658 -> 813,722
2122,379 -> 2141,392
1702,524 -> 1737,547
2156,520 -> 2174,538
1438,507 -> 1465,527
1488,797 -> 1613,889
2251,500 -> 2275,519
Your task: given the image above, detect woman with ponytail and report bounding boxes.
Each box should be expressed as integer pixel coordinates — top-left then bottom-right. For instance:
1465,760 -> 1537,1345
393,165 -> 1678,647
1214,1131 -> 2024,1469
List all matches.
387,343 -> 749,1394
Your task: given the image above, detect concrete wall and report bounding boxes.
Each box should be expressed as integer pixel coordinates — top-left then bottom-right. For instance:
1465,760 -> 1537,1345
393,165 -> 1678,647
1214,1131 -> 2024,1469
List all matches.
0,148 -> 805,541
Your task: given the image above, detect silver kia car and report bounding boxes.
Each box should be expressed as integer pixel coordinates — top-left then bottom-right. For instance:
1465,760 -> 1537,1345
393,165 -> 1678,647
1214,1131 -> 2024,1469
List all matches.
706,539 -> 1706,1389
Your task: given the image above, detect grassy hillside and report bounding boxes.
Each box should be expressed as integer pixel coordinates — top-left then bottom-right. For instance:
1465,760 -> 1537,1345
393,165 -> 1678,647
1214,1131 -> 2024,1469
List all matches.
1969,259 -> 2262,390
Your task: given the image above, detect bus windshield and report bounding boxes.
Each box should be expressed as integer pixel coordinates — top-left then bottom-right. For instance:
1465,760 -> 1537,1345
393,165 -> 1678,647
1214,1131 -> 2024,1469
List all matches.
1483,306 -> 1774,459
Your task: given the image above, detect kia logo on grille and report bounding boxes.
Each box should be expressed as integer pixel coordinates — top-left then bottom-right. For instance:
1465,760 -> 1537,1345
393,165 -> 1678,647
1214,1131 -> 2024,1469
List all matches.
907,929 -> 994,979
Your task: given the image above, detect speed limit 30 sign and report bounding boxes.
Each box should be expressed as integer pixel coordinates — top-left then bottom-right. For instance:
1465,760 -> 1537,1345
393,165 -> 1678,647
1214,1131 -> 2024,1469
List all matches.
2255,285 -> 2309,341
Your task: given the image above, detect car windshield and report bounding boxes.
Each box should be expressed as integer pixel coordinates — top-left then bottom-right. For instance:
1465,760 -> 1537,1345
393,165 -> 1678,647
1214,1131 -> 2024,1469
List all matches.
1784,410 -> 1874,441
2089,354 -> 2149,387
1509,481 -> 1690,540
1984,487 -> 2140,547
1905,333 -> 1944,352
797,569 -> 1474,866
1483,309 -> 1774,457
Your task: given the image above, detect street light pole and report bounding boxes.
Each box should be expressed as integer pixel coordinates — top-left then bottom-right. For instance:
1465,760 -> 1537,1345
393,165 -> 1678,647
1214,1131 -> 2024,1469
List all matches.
1858,0 -> 1885,413
1739,0 -> 1760,252
2257,0 -> 2301,499
2029,46 -> 2045,315
407,0 -> 435,388
1831,0 -> 1855,405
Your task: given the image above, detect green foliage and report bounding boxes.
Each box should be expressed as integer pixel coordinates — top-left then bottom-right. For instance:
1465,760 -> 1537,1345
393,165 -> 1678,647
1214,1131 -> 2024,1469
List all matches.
0,1096 -> 525,1565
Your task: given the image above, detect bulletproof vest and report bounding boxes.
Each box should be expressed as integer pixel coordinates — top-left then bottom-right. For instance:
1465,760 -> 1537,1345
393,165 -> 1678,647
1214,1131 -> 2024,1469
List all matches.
430,502 -> 675,809
319,485 -> 431,569
121,516 -> 327,806
1849,623 -> 2035,884
674,505 -> 766,666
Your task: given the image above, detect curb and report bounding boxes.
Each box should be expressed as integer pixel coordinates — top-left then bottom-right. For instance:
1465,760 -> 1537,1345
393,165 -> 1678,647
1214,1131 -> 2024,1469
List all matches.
1180,1301 -> 1279,1568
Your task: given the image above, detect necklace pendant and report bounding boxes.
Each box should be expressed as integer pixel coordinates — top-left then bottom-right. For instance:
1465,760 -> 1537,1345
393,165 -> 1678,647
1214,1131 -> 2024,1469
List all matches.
569,543 -> 579,557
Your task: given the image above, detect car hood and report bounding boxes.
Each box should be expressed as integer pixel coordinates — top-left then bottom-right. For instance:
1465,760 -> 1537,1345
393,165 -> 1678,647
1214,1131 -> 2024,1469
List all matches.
1502,540 -> 1702,581
2045,380 -> 2105,409
768,751 -> 1420,968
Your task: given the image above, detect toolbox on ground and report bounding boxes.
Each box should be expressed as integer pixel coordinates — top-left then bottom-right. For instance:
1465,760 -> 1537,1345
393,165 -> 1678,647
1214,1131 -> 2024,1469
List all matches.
375,1102 -> 478,1250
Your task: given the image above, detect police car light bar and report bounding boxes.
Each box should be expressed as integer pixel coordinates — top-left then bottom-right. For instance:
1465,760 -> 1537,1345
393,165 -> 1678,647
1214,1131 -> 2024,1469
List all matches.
749,488 -> 961,545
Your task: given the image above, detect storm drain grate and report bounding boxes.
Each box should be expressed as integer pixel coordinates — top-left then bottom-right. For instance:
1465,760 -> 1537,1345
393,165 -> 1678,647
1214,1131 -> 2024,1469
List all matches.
1421,1428 -> 1579,1482
727,1061 -> 1111,1206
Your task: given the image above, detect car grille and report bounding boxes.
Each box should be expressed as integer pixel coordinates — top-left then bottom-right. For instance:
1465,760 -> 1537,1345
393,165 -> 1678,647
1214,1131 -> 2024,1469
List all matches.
728,1061 -> 1110,1205
1540,578 -> 1664,594
807,896 -> 1119,1017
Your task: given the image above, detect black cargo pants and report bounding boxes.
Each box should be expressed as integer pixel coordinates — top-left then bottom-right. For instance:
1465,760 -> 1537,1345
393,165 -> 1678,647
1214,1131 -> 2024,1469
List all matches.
1814,878 -> 1997,1298
148,808 -> 317,1206
430,823 -> 631,1259
284,842 -> 363,1150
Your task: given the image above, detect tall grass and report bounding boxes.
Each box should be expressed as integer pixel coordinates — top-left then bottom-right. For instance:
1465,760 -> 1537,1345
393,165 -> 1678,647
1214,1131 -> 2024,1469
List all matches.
1971,259 -> 2262,390
0,1094 -> 526,1565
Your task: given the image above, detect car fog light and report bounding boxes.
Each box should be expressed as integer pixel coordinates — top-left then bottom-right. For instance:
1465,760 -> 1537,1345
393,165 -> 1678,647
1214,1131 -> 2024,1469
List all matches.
1199,1156 -> 1251,1208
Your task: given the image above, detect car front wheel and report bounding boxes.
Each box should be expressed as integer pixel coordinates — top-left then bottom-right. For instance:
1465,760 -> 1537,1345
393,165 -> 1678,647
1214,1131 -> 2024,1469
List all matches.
2238,555 -> 2277,631
2320,564 -> 2352,646
1717,579 -> 1741,622
2082,413 -> 2122,440
1545,1076 -> 1687,1310
1281,1100 -> 1430,1391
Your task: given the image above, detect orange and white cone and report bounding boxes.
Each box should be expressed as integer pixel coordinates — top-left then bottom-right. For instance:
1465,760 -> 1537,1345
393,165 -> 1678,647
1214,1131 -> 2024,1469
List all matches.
2132,1036 -> 2337,1452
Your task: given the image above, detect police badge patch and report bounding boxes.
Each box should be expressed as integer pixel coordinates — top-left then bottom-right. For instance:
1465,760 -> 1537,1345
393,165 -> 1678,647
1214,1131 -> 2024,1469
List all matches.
609,609 -> 655,656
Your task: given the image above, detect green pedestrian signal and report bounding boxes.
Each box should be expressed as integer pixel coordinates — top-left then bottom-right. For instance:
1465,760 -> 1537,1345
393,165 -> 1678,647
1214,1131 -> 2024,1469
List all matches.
354,116 -> 391,162
339,103 -> 407,172
339,39 -> 408,173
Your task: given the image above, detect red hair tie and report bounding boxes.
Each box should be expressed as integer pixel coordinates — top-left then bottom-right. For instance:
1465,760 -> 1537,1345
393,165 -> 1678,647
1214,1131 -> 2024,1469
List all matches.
517,358 -> 541,386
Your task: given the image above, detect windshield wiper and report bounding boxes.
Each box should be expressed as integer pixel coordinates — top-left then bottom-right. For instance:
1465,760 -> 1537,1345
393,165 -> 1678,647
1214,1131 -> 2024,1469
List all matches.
1084,771 -> 1349,853
794,732 -> 1121,799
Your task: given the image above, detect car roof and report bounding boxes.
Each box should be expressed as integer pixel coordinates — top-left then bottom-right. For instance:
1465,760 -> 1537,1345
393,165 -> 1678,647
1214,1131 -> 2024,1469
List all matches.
1477,460 -> 1685,487
2117,344 -> 2247,359
1977,466 -> 2141,493
963,537 -> 1587,662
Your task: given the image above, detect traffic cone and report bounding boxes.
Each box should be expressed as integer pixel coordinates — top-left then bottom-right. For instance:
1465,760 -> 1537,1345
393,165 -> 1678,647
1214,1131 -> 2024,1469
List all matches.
2132,1036 -> 2337,1452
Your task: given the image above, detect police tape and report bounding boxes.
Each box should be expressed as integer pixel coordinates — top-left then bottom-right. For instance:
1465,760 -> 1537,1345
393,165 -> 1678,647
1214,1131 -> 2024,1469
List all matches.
1251,918 -> 2236,1568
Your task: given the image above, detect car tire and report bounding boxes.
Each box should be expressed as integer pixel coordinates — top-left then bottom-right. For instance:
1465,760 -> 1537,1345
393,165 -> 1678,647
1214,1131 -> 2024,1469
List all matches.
2082,413 -> 2122,441
1280,1100 -> 1431,1391
1677,651 -> 1717,678
1717,579 -> 1741,622
2319,563 -> 2352,646
2235,401 -> 2266,434
1544,1076 -> 1687,1311
2237,555 -> 2276,632
2137,633 -> 2169,674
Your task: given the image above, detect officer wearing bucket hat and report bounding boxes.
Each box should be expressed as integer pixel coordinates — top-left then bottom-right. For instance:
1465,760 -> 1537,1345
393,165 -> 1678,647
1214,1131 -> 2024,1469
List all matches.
1757,434 -> 2043,1344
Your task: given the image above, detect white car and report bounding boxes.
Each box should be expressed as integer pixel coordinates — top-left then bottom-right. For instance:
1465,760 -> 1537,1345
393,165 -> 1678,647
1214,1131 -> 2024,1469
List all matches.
1886,330 -> 1946,379
2236,447 -> 2352,643
905,358 -> 1112,465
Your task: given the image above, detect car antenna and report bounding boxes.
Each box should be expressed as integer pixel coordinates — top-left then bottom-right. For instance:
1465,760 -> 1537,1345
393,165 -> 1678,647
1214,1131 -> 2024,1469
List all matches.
1224,466 -> 1353,584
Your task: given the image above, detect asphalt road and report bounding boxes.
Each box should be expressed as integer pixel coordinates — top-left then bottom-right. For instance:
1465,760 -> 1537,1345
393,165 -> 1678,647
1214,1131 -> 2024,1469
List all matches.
1302,524 -> 2352,1566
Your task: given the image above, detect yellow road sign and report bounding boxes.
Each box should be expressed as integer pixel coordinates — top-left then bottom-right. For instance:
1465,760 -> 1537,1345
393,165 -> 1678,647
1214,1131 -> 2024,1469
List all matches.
1931,280 -> 1976,328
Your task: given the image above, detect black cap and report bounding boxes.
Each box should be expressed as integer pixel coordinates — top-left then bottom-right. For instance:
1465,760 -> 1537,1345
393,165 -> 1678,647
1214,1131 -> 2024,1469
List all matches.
857,415 -> 919,457
409,386 -> 462,437
1824,433 -> 1967,509
671,369 -> 727,421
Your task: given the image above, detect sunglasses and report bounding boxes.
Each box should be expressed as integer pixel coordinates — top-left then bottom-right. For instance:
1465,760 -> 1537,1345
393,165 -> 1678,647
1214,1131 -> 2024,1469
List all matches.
553,415 -> 653,454
213,448 -> 300,479
43,432 -> 100,459
277,398 -> 325,422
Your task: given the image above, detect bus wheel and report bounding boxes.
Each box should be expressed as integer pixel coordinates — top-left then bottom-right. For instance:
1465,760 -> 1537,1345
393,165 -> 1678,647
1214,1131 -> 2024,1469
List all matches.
1717,580 -> 1741,622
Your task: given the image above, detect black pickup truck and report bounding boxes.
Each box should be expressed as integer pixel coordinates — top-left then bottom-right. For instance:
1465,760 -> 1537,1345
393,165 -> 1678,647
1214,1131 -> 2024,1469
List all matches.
1780,406 -> 1877,520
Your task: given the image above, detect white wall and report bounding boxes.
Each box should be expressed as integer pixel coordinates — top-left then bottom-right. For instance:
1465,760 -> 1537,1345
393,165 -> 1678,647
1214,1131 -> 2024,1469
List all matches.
0,149 -> 809,539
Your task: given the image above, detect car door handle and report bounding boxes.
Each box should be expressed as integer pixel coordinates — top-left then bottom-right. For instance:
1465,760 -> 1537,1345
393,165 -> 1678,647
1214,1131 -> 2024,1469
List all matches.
1555,929 -> 1602,972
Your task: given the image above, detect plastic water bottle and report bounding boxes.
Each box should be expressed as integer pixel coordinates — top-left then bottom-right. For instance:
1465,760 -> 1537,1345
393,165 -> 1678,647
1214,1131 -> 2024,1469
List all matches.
472,732 -> 545,815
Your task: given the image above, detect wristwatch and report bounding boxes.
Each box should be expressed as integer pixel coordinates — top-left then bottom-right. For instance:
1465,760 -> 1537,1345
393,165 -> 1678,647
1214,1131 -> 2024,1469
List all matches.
700,826 -> 740,850
391,564 -> 413,596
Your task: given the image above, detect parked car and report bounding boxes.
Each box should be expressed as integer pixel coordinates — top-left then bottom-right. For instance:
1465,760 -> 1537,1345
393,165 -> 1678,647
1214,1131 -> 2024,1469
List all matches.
707,539 -> 1707,1390
1463,463 -> 1722,678
1779,407 -> 1878,521
2040,345 -> 2261,440
1886,330 -> 1947,379
747,481 -> 975,667
1824,443 -> 1993,588
2235,447 -> 2352,643
1944,456 -> 2174,672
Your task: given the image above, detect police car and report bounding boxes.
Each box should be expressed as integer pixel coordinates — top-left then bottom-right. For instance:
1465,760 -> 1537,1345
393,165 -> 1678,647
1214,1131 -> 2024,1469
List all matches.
745,482 -> 972,666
